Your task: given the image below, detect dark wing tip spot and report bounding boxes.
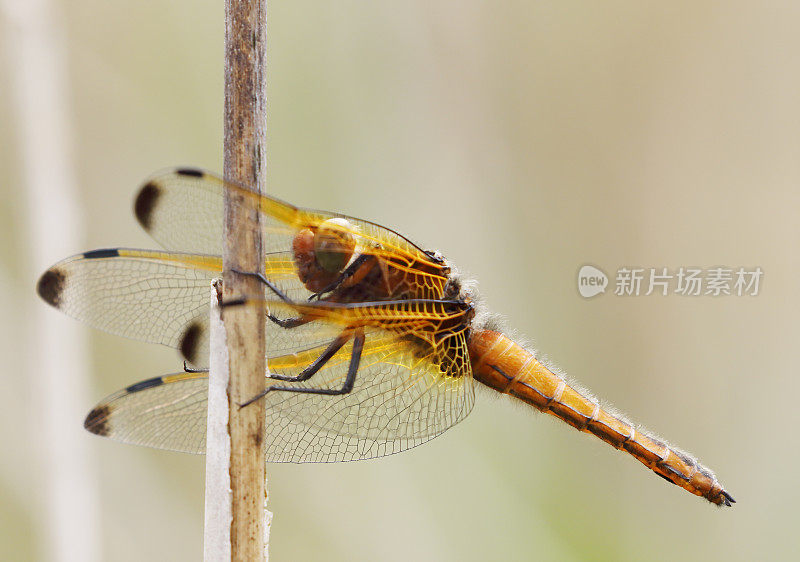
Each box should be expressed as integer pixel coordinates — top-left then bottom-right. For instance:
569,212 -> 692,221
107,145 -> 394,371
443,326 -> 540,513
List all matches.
37,268 -> 66,308
180,322 -> 204,365
134,182 -> 161,231
84,405 -> 112,436
82,248 -> 119,259
125,376 -> 164,393
176,167 -> 204,178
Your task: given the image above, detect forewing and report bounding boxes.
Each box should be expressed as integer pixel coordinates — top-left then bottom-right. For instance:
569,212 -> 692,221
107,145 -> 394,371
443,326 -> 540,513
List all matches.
37,249 -> 218,352
135,168 -> 444,274
37,249 -> 306,367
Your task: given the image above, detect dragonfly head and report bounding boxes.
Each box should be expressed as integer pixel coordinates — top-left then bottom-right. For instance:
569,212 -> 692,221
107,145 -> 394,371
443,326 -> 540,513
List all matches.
313,218 -> 357,273
293,218 -> 357,293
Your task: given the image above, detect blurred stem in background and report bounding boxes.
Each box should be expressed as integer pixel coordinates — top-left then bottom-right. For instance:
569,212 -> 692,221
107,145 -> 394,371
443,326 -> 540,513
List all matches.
2,0 -> 101,560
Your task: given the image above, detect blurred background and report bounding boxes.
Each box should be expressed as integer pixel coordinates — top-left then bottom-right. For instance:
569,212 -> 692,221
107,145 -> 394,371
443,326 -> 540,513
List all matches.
2,1 -> 798,560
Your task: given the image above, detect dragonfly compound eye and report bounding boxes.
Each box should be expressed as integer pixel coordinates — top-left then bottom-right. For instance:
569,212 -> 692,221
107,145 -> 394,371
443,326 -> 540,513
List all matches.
313,218 -> 356,273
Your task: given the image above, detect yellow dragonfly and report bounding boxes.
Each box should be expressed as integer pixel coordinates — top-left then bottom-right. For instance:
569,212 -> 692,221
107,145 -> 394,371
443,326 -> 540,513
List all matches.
37,168 -> 734,506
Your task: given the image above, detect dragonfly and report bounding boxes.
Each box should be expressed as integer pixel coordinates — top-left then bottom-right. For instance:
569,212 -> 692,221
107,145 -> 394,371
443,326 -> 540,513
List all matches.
37,168 -> 734,507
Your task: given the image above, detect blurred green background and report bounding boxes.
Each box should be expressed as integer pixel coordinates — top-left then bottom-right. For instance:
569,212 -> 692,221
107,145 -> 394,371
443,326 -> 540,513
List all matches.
2,1 -> 798,560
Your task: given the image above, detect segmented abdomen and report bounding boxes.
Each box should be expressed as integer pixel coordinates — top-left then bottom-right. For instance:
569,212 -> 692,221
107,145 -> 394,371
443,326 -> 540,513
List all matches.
467,330 -> 734,506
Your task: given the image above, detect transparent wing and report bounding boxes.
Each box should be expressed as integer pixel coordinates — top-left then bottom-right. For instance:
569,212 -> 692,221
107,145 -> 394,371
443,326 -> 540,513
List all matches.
85,371 -> 209,454
262,297 -> 474,372
177,292 -> 475,374
135,168 -> 447,279
262,329 -> 474,462
36,249 -> 219,352
85,330 -> 475,461
36,248 -> 308,367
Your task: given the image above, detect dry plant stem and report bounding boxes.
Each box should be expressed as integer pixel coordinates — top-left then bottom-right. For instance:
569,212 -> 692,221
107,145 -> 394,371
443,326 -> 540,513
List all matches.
204,282 -> 233,560
222,0 -> 271,559
3,0 -> 101,559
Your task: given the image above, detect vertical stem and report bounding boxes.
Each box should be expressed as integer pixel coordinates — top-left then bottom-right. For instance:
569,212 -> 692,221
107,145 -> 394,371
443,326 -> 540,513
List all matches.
223,0 -> 270,559
203,282 -> 232,560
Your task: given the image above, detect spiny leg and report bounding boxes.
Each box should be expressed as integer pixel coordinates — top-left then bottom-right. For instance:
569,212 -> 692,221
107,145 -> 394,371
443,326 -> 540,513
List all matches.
229,269 -> 291,302
239,328 -> 365,408
268,331 -> 349,383
227,269 -> 310,328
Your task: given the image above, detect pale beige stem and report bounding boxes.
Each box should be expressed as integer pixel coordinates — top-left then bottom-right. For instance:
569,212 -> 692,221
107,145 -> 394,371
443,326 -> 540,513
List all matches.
204,281 -> 233,560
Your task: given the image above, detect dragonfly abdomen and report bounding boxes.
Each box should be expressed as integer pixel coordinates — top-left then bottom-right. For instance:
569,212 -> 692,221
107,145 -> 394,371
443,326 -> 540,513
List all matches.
467,330 -> 734,507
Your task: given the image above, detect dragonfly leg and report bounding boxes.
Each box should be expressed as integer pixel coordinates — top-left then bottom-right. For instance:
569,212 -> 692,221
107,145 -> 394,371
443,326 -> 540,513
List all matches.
239,329 -> 365,408
267,313 -> 310,329
229,268 -> 291,302
268,331 -> 349,382
225,270 -> 313,329
309,254 -> 372,300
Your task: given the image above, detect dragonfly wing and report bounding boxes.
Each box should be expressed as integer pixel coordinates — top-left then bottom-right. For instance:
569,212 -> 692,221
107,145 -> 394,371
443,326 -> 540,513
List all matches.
86,329 -> 474,461
176,294 -> 475,379
243,298 -> 475,461
85,371 -> 209,454
262,328 -> 475,462
37,249 -> 309,367
262,297 -> 475,374
136,168 -> 445,275
37,249 -> 218,353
